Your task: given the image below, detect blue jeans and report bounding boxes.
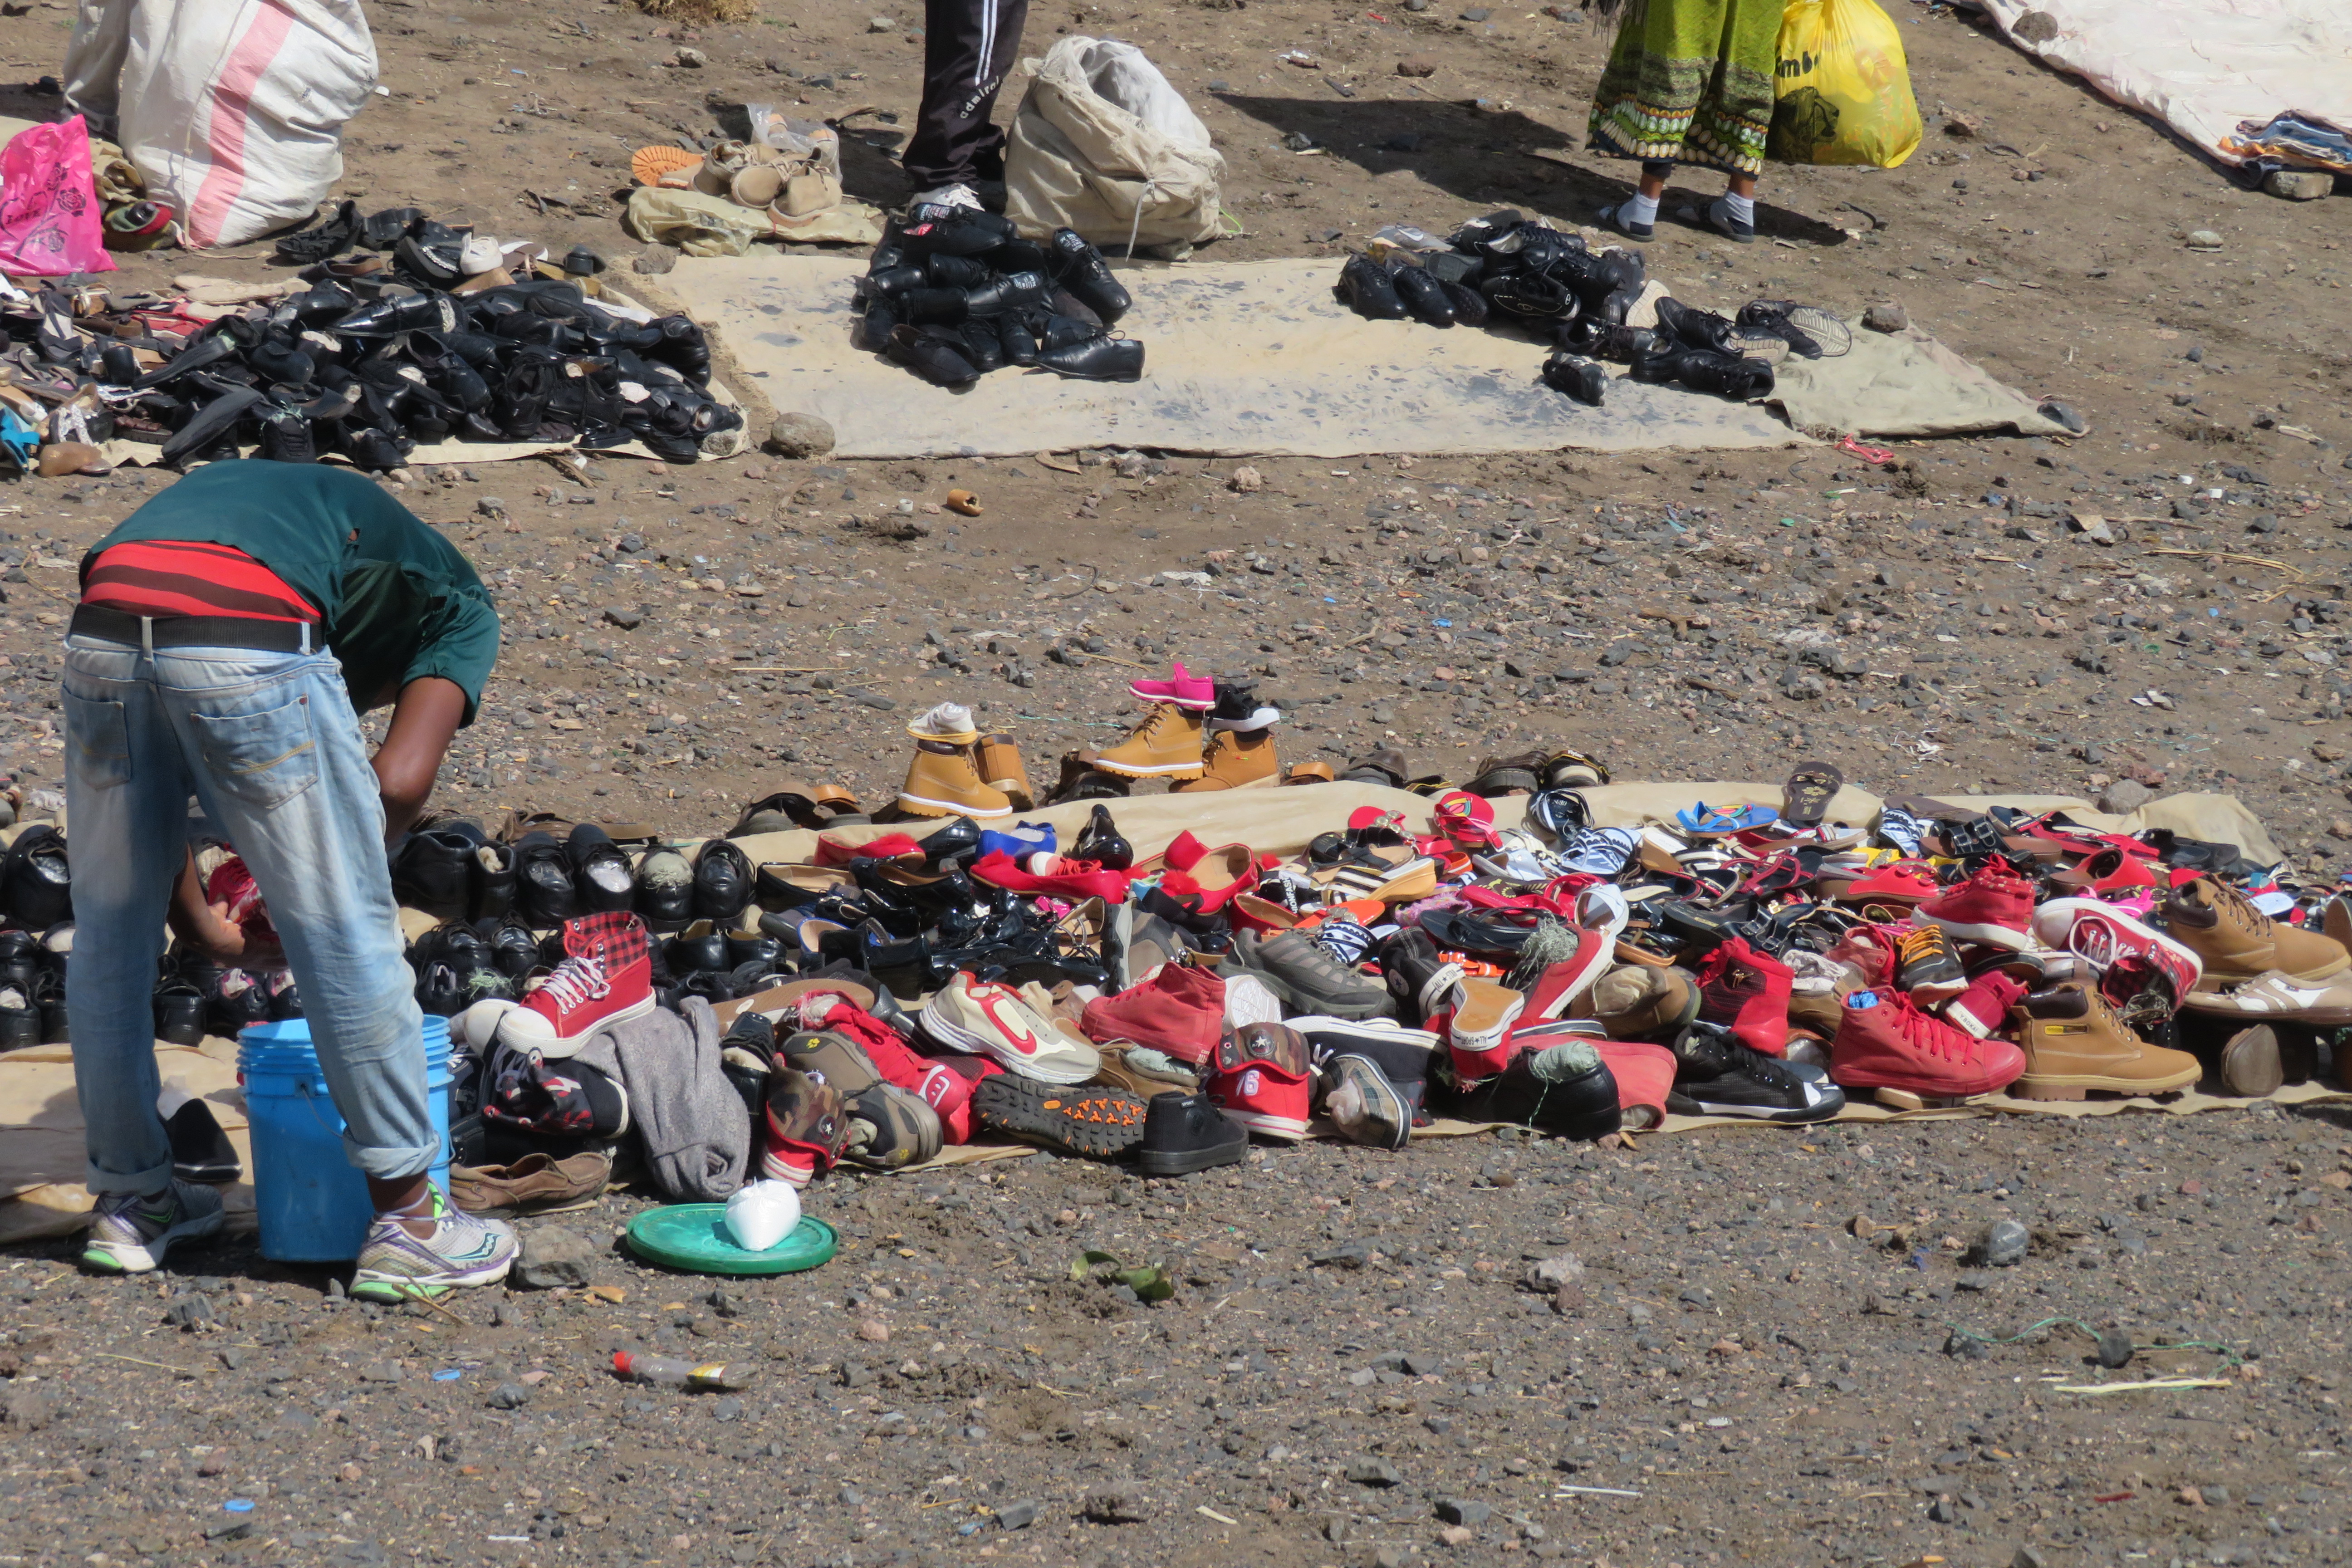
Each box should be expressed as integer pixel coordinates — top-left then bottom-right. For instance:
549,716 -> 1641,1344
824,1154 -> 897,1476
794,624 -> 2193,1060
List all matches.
61,634 -> 433,1194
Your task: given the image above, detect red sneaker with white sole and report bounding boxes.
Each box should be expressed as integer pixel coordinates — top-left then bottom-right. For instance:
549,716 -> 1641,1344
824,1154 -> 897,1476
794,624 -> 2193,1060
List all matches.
496,911 -> 654,1057
2029,896 -> 2203,1000
1916,864 -> 2035,951
1442,976 -> 1527,1083
1205,1021 -> 1313,1140
1516,924 -> 1617,1021
1829,988 -> 2026,1099
1941,970 -> 2025,1039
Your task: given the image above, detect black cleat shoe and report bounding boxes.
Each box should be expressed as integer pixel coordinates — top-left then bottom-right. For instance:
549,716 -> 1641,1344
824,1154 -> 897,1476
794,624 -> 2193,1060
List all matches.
1391,264 -> 1457,327
1539,351 -> 1607,406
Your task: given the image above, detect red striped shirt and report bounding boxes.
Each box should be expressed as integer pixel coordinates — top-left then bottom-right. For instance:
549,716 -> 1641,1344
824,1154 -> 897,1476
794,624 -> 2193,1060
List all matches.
83,540 -> 321,623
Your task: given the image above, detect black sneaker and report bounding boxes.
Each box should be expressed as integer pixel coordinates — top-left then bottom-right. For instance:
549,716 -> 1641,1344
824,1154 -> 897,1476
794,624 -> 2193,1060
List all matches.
166,1098 -> 240,1184
1290,1014 -> 1438,1096
973,1074 -> 1149,1161
1456,1026 -> 1622,1140
1134,1091 -> 1248,1176
1665,1020 -> 1844,1123
1369,928 -> 1463,1026
1334,254 -> 1408,321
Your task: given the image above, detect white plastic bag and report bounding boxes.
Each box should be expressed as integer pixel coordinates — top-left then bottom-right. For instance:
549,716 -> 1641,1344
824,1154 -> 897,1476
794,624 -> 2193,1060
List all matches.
64,0 -> 378,249
1003,37 -> 1227,250
724,1179 -> 802,1252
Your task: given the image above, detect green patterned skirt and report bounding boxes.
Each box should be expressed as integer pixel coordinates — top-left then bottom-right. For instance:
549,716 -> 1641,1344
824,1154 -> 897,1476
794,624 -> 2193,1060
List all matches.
1588,0 -> 1781,176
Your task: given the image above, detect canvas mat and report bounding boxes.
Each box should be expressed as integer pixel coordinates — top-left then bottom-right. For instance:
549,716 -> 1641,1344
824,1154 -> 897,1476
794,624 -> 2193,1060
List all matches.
0,783 -> 2300,1240
662,254 -> 2071,459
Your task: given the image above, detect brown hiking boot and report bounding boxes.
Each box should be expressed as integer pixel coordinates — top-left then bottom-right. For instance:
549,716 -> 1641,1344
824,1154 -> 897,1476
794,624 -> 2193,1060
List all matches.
2162,875 -> 2352,984
975,734 -> 1034,809
1095,702 -> 1205,780
897,739 -> 1011,819
2010,979 -> 2201,1100
1175,727 -> 1279,792
1590,964 -> 1700,1039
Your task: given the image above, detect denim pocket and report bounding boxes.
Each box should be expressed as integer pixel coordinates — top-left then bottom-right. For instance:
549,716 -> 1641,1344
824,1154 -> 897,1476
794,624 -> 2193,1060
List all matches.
190,697 -> 320,809
62,692 -> 132,792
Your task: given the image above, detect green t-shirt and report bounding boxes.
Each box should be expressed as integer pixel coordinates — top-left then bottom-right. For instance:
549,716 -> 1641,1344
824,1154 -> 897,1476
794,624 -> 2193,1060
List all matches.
82,462 -> 500,725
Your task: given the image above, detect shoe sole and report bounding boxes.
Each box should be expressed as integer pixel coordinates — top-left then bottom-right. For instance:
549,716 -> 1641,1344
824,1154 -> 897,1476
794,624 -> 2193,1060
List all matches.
1135,1131 -> 1247,1176
350,1254 -> 515,1303
1663,1086 -> 1845,1124
2202,951 -> 2352,986
498,992 -> 655,1058
973,1076 -> 1147,1159
921,1006 -> 1098,1086
2186,989 -> 2352,1025
2220,1025 -> 2284,1097
1220,1108 -> 1309,1142
81,1206 -> 225,1274
897,791 -> 1012,819
1918,916 -> 2033,952
1324,1056 -> 1410,1150
2014,1063 -> 2202,1100
1093,760 -> 1205,778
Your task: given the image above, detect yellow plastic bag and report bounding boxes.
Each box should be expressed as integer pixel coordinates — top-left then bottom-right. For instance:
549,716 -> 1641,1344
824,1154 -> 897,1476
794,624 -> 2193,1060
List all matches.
1768,0 -> 1922,169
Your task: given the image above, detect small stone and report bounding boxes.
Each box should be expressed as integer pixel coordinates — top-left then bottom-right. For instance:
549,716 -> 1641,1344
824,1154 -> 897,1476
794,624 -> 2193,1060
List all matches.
2185,229 -> 2223,250
1436,1498 -> 1491,1526
2097,778 -> 2153,814
1862,302 -> 1908,333
995,1499 -> 1039,1530
1967,1218 -> 2031,1268
2013,1548 -> 2048,1568
631,245 -> 680,276
164,1294 -> 217,1330
1459,6 -> 1490,17
1524,1252 -> 1584,1291
867,14 -> 897,29
2093,1328 -> 2134,1369
1082,1481 -> 1151,1524
486,1382 -> 529,1410
2264,169 -> 2332,201
2,1385 -> 56,1430
515,1226 -> 597,1290
673,46 -> 706,68
602,607 -> 643,630
765,412 -> 836,459
1396,57 -> 1437,77
1927,1496 -> 1960,1524
1437,1525 -> 1475,1548
1230,465 -> 1264,493
1347,1457 -> 1404,1487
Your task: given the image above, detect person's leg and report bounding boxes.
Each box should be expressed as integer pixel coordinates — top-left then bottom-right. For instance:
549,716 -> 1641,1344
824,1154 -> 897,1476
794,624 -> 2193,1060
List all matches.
61,0 -> 135,141
1691,0 -> 1775,240
902,0 -> 1030,199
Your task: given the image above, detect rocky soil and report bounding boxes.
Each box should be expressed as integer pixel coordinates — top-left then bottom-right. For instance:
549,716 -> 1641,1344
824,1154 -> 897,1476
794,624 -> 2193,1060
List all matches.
0,0 -> 2349,1563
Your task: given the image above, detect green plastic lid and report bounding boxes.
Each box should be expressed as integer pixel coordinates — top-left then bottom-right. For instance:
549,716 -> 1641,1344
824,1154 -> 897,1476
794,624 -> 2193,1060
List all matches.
623,1206 -> 838,1276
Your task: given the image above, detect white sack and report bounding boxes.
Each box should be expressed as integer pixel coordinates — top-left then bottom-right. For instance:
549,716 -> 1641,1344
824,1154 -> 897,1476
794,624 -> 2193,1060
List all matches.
1003,36 -> 1226,250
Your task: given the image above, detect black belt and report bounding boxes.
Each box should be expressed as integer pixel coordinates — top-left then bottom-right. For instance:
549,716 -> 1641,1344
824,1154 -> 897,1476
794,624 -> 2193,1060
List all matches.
70,603 -> 320,654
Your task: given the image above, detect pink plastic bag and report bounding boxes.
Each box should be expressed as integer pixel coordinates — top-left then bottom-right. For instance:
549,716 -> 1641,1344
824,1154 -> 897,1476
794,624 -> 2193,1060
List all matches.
0,116 -> 116,276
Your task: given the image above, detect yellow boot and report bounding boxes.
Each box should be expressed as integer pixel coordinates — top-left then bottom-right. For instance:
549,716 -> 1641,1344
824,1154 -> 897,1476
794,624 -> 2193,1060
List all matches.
974,734 -> 1034,810
1175,726 -> 1279,792
1094,702 -> 1205,780
897,740 -> 1011,818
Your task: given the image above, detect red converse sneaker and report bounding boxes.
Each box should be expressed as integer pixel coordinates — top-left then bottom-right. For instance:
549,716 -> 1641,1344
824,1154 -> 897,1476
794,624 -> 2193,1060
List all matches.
1916,864 -> 2035,951
1692,936 -> 1794,1056
1078,962 -> 1226,1065
1942,970 -> 2025,1039
497,911 -> 654,1057
1829,988 -> 2025,1098
1204,1022 -> 1312,1140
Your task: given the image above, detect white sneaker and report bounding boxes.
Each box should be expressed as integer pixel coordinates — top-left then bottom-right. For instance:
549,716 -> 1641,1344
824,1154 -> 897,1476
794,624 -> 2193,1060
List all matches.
910,184 -> 983,213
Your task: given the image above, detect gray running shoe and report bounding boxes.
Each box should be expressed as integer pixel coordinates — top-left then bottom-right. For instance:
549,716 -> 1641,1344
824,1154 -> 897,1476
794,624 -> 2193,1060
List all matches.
83,1179 -> 224,1274
351,1186 -> 518,1302
1222,929 -> 1395,1020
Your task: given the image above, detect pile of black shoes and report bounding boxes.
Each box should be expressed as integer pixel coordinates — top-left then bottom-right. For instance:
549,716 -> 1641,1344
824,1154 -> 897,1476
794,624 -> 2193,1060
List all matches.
1624,297 -> 1777,402
79,206 -> 742,470
858,204 -> 1144,386
1333,209 -> 1647,335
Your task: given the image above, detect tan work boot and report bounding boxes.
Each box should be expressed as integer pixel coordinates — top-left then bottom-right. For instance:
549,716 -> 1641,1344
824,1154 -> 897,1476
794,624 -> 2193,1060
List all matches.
2010,979 -> 2200,1100
2162,875 -> 2352,984
1094,702 -> 1206,780
1174,726 -> 1279,792
896,739 -> 1011,819
974,734 -> 1034,809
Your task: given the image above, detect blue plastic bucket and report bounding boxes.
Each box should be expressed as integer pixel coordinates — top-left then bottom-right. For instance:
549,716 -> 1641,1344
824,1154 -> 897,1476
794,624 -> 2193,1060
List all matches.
238,1017 -> 452,1263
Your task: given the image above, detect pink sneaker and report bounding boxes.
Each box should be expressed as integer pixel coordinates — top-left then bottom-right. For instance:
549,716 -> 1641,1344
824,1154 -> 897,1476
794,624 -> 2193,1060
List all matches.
1127,660 -> 1215,711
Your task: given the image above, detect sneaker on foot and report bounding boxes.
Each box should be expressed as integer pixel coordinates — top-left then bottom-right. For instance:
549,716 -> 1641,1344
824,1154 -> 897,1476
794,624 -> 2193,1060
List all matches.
350,1187 -> 518,1302
82,1178 -> 224,1274
909,183 -> 983,212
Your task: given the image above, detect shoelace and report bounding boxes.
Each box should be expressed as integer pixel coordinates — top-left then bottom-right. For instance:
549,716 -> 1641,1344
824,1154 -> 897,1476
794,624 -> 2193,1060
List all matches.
534,955 -> 612,1012
2207,880 -> 2274,938
1892,996 -> 1974,1063
1896,926 -> 1948,972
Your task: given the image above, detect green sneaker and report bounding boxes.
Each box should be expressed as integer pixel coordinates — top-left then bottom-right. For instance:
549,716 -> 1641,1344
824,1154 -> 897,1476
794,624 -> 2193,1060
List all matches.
350,1186 -> 518,1303
83,1179 -> 225,1274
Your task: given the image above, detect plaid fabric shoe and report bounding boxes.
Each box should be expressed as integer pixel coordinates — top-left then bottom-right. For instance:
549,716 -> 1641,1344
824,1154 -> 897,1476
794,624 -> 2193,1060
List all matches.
83,1178 -> 224,1274
350,1186 -> 518,1302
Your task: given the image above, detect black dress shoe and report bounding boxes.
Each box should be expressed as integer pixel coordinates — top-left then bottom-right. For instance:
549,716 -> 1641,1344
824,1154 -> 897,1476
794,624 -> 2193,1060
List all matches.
920,816 -> 983,871
1455,1029 -> 1621,1140
899,207 -> 1019,257
957,316 -> 1006,373
167,1098 -> 241,1183
336,289 -> 461,336
1134,1092 -> 1247,1176
1540,351 -> 1607,406
666,930 -> 731,976
478,917 -> 541,979
634,846 -> 696,928
513,831 -> 579,927
1046,228 -> 1132,324
1072,804 -> 1134,871
0,931 -> 35,995
152,980 -> 206,1046
885,324 -> 979,387
391,823 -> 484,911
3,825 -> 71,929
694,839 -> 755,923
565,824 -> 637,913
1335,254 -> 1408,320
1392,265 -> 1456,328
996,313 -> 1040,366
414,960 -> 467,1017
924,253 -> 992,289
725,932 -> 786,972
31,970 -> 68,1043
0,991 -> 40,1050
1035,336 -> 1143,381
470,839 -> 515,922
245,333 -> 316,387
964,270 -> 1050,317
897,287 -> 970,325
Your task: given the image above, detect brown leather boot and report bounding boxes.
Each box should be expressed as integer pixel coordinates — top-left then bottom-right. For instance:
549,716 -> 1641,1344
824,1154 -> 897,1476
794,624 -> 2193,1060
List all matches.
974,734 -> 1034,809
2011,979 -> 2200,1100
2162,875 -> 2351,983
1094,702 -> 1205,780
896,739 -> 1011,819
1174,726 -> 1279,792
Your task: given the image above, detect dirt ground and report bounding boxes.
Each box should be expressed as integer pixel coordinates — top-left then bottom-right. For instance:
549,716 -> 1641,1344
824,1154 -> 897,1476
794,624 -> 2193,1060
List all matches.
0,0 -> 2351,1563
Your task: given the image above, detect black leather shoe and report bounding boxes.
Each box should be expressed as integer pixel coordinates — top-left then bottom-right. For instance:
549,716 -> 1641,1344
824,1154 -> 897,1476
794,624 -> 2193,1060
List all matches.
1046,228 -> 1132,324
1335,254 -> 1408,320
885,324 -> 980,387
1440,279 -> 1490,328
679,969 -> 738,1004
207,970 -> 272,1039
274,198 -> 361,264
3,825 -> 71,929
471,838 -> 515,921
415,959 -> 468,1017
335,289 -> 461,336
258,407 -> 319,464
1654,295 -> 1741,356
964,270 -> 1050,316
695,839 -> 755,923
566,824 -> 637,913
899,207 -> 1019,257
152,980 -> 206,1046
159,385 -> 265,467
897,287 -> 970,325
921,816 -> 983,870
0,993 -> 36,1050
1392,265 -> 1456,327
1134,1092 -> 1248,1175
1632,343 -> 1774,400
726,932 -> 787,972
1072,804 -> 1134,871
0,931 -> 36,995
666,930 -> 730,976
1035,337 -> 1143,381
957,316 -> 1006,374
1540,351 -> 1607,406
512,831 -> 579,926
996,313 -> 1041,366
634,846 -> 696,929
167,1098 -> 241,1183
1560,318 -> 1660,361
391,823 -> 483,911
483,917 -> 542,979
